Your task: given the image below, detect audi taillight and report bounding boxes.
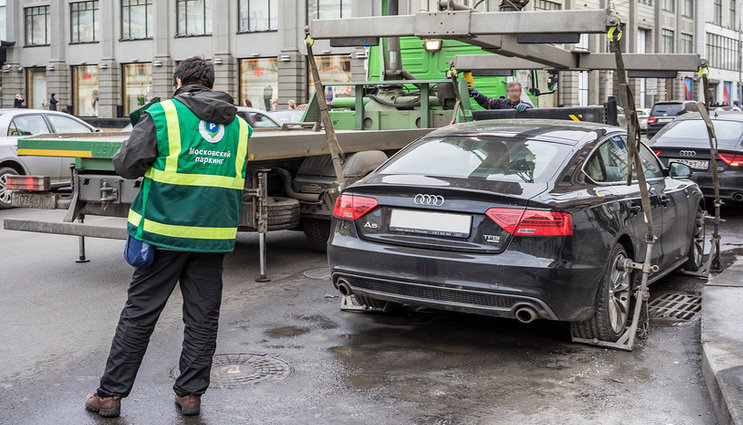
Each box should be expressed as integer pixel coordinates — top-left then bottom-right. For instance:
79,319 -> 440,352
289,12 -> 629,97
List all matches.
333,194 -> 378,220
717,153 -> 743,167
647,117 -> 658,124
486,207 -> 573,236
6,175 -> 50,191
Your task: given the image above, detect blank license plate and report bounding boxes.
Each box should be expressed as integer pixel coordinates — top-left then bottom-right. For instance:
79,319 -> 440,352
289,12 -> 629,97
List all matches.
672,158 -> 708,170
389,209 -> 472,238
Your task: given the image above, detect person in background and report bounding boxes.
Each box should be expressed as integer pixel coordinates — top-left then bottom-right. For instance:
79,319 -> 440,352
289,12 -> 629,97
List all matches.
49,93 -> 59,111
288,99 -> 297,110
469,81 -> 533,112
263,84 -> 273,111
243,98 -> 253,108
13,94 -> 24,108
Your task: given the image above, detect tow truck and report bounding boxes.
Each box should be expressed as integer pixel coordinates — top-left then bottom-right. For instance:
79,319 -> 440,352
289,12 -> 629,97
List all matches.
4,1 -> 708,334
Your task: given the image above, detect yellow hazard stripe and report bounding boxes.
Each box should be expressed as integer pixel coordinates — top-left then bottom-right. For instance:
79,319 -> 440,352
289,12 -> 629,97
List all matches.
145,167 -> 244,189
569,114 -> 581,121
17,149 -> 93,158
161,99 -> 182,173
128,208 -> 236,239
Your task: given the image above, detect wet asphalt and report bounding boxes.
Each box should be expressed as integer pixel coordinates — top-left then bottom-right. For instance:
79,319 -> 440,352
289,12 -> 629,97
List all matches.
1,206 -> 742,425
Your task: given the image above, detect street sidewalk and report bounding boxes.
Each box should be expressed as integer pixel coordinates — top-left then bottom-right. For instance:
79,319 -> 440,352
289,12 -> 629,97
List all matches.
702,259 -> 743,425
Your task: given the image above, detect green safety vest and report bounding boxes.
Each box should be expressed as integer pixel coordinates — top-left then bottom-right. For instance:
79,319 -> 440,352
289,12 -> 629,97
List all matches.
127,98 -> 252,252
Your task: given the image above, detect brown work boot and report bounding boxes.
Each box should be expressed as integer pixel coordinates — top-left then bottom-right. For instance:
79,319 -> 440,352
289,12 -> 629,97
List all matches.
174,393 -> 201,416
84,393 -> 121,417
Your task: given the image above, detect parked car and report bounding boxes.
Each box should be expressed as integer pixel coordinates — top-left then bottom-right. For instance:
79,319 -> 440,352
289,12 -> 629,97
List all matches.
647,101 -> 695,138
0,109 -> 98,208
650,111 -> 743,202
637,108 -> 650,132
328,119 -> 704,342
268,110 -> 306,128
236,107 -> 282,129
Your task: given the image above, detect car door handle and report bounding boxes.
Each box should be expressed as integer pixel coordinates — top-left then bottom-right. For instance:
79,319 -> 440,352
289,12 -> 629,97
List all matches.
629,205 -> 642,216
660,196 -> 671,206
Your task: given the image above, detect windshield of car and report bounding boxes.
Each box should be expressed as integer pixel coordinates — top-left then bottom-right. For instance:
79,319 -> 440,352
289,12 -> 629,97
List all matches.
651,103 -> 684,116
377,136 -> 571,184
651,119 -> 743,149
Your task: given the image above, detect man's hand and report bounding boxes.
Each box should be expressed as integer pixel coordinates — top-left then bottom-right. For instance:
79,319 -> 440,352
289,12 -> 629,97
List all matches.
515,103 -> 529,112
469,87 -> 478,97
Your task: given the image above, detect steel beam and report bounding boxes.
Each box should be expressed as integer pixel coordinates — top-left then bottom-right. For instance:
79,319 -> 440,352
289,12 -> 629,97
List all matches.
3,218 -> 128,240
577,53 -> 704,71
453,53 -> 703,72
309,9 -> 618,39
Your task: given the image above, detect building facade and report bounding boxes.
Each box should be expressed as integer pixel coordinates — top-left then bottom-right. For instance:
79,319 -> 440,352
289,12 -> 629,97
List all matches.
699,0 -> 742,106
0,0 -> 734,117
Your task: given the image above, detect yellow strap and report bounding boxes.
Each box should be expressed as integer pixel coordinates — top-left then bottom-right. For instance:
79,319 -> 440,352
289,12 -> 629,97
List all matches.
304,36 -> 314,47
235,118 -> 250,178
607,25 -> 622,42
161,99 -> 182,173
145,167 -> 244,190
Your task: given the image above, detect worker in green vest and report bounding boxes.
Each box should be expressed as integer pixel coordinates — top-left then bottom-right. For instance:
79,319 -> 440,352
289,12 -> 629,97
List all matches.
85,57 -> 251,418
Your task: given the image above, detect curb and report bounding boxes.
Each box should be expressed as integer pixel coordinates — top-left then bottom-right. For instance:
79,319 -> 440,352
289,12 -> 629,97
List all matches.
702,260 -> 743,425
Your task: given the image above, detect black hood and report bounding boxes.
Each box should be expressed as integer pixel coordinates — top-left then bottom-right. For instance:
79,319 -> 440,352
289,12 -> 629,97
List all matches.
173,84 -> 237,125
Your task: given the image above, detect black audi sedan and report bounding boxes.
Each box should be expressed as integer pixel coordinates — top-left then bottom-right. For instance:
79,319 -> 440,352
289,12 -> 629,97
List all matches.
650,111 -> 743,202
327,120 -> 705,342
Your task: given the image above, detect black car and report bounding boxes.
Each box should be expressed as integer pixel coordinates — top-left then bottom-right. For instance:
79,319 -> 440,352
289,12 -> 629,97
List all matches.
647,101 -> 695,138
328,120 -> 705,342
650,111 -> 743,202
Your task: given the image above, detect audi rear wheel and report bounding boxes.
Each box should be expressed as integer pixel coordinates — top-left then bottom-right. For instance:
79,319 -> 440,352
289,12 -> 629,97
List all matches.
571,244 -> 634,342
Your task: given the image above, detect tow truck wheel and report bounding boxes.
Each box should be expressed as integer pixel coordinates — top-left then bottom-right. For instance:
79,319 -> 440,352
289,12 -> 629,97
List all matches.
0,166 -> 20,209
571,244 -> 633,342
684,204 -> 705,272
302,218 -> 330,253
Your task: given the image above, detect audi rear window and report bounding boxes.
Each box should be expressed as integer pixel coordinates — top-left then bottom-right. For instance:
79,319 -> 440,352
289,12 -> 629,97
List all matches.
378,136 -> 571,184
651,103 -> 684,116
651,119 -> 743,149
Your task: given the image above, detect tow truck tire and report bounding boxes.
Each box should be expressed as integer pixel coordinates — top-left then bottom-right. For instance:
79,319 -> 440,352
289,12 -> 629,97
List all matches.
266,196 -> 300,230
570,244 -> 634,342
302,218 -> 330,253
683,204 -> 705,272
0,166 -> 20,209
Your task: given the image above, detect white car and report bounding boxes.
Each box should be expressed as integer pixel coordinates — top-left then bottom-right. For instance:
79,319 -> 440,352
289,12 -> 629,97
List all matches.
637,108 -> 651,132
0,109 -> 98,208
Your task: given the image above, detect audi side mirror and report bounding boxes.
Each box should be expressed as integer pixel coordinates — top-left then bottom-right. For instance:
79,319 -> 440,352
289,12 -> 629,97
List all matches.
669,162 -> 693,179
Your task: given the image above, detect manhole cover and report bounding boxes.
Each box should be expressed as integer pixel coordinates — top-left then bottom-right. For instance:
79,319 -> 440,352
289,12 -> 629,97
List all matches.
170,353 -> 293,388
648,292 -> 701,322
304,268 -> 331,280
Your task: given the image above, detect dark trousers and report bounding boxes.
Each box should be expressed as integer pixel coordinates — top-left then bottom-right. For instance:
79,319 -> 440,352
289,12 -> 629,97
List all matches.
97,250 -> 225,398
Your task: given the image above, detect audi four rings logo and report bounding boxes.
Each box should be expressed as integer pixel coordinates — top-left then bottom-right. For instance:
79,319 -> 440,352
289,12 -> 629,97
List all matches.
414,194 -> 445,206
679,150 -> 697,157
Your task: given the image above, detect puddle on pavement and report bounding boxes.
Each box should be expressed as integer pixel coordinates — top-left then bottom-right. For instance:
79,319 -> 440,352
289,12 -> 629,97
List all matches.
264,326 -> 310,338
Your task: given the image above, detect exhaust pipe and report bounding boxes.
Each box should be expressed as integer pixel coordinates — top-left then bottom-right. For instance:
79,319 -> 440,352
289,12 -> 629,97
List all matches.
732,193 -> 743,202
515,306 -> 538,324
336,279 -> 352,296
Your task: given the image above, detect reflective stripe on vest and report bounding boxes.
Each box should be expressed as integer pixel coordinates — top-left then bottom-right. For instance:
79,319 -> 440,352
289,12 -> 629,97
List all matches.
128,209 -> 238,240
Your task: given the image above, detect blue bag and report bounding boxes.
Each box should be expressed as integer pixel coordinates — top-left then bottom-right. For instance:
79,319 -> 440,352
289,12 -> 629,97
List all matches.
124,236 -> 156,268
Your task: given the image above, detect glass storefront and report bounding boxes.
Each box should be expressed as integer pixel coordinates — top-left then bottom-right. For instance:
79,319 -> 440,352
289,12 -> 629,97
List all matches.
239,57 -> 278,111
122,63 -> 152,115
26,68 -> 47,110
72,65 -> 99,116
308,54 -> 353,102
